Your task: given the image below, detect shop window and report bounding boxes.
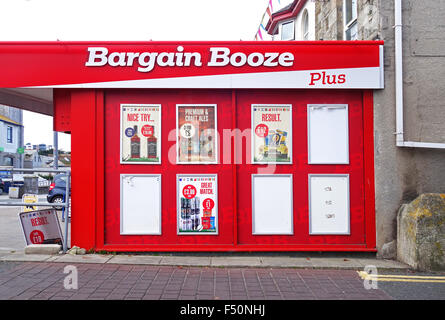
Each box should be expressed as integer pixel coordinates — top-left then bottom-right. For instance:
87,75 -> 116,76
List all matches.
120,174 -> 162,235
176,104 -> 217,164
307,104 -> 349,164
6,126 -> 13,143
251,104 -> 292,164
302,9 -> 309,40
344,0 -> 358,40
309,174 -> 350,235
252,174 -> 293,235
177,174 -> 218,235
281,21 -> 295,40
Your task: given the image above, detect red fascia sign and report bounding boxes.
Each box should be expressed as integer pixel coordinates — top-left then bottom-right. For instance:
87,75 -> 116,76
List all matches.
0,41 -> 383,89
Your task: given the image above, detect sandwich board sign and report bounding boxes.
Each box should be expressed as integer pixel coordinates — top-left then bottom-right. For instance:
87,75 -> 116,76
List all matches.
19,209 -> 63,245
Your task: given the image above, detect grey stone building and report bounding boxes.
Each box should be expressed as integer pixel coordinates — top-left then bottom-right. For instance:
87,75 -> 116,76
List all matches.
0,104 -> 24,168
267,0 -> 445,254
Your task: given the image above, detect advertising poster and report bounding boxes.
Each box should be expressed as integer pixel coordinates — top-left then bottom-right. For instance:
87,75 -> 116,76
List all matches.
177,174 -> 218,235
252,104 -> 292,164
121,104 -> 161,164
19,209 -> 63,245
177,104 -> 217,164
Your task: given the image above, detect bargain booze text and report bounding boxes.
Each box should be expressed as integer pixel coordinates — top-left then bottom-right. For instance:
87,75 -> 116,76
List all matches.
85,46 -> 294,72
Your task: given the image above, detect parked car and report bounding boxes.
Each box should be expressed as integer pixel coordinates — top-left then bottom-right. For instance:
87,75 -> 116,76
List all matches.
0,178 -> 4,195
47,174 -> 70,210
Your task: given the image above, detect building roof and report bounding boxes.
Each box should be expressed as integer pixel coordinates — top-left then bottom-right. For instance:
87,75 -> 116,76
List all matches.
266,0 -> 308,35
0,114 -> 22,126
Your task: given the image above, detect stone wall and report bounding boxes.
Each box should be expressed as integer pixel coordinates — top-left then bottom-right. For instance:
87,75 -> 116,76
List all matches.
397,194 -> 445,270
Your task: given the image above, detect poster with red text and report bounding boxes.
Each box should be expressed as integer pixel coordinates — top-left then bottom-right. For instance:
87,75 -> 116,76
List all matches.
252,104 -> 292,164
177,105 -> 217,164
177,174 -> 218,235
121,104 -> 161,164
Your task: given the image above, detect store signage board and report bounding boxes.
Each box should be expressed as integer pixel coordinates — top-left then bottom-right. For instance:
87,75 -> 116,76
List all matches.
176,105 -> 217,164
252,174 -> 293,235
252,104 -> 292,164
19,209 -> 63,245
309,174 -> 350,235
177,174 -> 218,235
120,104 -> 161,164
120,174 -> 161,235
0,42 -> 384,89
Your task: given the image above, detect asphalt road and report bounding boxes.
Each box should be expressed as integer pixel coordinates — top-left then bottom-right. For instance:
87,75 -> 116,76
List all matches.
376,270 -> 445,300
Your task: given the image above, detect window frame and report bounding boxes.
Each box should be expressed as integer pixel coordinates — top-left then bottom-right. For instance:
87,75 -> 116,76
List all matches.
343,0 -> 358,40
302,9 -> 309,40
6,126 -> 13,144
280,20 -> 295,41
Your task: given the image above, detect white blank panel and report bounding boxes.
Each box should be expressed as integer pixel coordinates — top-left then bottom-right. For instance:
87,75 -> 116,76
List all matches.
309,175 -> 350,235
252,175 -> 293,235
121,175 -> 161,235
308,104 -> 349,164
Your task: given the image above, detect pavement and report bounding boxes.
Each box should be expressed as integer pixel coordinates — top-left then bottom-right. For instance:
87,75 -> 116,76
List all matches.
2,195 -> 445,301
0,251 -> 410,270
0,261 -> 394,300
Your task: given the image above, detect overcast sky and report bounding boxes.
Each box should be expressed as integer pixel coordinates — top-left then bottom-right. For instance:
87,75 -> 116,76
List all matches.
0,0 -> 292,151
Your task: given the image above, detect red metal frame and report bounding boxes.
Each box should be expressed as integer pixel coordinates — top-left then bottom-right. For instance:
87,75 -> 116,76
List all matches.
65,88 -> 376,252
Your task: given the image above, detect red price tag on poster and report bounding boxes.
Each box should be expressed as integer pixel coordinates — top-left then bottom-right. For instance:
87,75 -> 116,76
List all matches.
182,185 -> 197,199
255,124 -> 269,137
203,198 -> 215,210
141,125 -> 154,137
29,230 -> 44,244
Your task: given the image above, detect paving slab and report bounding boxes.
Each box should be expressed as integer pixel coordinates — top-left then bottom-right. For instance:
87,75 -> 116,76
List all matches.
260,257 -> 313,268
0,253 -> 51,262
307,257 -> 364,269
107,255 -> 162,265
159,256 -> 211,266
160,256 -> 211,267
50,254 -> 112,264
356,258 -> 410,269
211,256 -> 262,267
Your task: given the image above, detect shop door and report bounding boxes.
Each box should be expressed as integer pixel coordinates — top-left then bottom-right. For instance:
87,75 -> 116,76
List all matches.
103,89 -> 235,248
235,89 -> 366,247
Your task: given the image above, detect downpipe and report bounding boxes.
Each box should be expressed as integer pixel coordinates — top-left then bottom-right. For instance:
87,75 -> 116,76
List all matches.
394,0 -> 445,149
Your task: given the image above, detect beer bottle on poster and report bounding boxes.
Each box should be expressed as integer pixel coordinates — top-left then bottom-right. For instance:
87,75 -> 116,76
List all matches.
187,138 -> 192,162
194,197 -> 201,230
147,125 -> 157,159
207,135 -> 213,158
131,125 -> 140,158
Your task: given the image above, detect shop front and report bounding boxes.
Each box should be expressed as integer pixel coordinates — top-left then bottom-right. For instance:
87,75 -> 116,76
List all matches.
0,41 -> 383,252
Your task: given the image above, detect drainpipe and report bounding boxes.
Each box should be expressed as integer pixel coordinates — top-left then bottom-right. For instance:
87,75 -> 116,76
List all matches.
394,0 -> 445,149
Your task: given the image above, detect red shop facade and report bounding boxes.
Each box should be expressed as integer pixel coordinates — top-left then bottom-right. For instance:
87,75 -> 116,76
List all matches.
0,41 -> 383,252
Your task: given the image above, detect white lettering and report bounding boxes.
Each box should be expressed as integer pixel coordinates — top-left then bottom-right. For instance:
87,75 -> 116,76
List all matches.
279,52 -> 294,66
208,47 -> 230,66
85,47 -> 108,66
183,52 -> 202,66
247,52 -> 265,67
157,52 -> 176,67
175,46 -> 184,66
264,52 -> 279,67
126,52 -> 140,66
230,52 -> 247,67
138,52 -> 158,72
85,47 -> 294,72
108,52 -> 127,67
